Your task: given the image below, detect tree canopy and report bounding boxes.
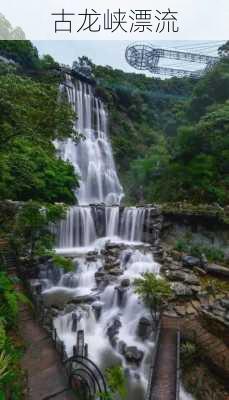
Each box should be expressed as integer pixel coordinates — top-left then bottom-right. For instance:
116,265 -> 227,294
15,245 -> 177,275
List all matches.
95,45 -> 229,205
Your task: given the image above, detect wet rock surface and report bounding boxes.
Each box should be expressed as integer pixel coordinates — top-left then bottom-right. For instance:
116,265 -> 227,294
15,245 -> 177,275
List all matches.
71,293 -> 98,304
123,346 -> 144,365
137,317 -> 152,339
42,287 -> 78,308
107,318 -> 122,346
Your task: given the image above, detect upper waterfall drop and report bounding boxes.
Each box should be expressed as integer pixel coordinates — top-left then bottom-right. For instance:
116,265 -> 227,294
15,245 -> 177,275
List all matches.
57,76 -> 123,206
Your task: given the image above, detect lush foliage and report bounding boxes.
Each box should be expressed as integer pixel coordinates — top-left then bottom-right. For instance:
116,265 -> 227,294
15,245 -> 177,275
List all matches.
0,40 -> 80,260
0,271 -> 27,398
133,272 -> 171,325
175,239 -> 225,263
11,201 -> 66,263
0,70 -> 79,204
0,40 -> 81,398
94,48 -> 229,205
100,366 -> 127,400
94,63 -> 196,202
52,255 -> 75,272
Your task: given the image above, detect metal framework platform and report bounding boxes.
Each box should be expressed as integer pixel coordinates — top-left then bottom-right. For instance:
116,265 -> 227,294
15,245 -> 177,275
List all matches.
125,43 -> 219,78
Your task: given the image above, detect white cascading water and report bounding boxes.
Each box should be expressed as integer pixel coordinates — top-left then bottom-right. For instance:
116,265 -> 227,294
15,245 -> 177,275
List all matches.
120,207 -> 146,242
105,206 -> 120,237
51,247 -> 160,400
57,76 -> 123,206
57,206 -> 97,248
43,76 -> 165,400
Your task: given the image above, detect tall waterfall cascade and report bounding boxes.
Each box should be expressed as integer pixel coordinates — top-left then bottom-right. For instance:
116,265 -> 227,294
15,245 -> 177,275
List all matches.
42,76 -> 162,400
57,77 -> 123,206
56,76 -> 158,248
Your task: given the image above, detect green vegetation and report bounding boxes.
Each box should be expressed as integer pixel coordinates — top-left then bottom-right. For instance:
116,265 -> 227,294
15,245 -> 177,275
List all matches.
180,340 -> 198,367
51,255 -> 75,272
0,271 -> 27,398
11,201 -> 66,264
133,272 -> 171,326
200,277 -> 229,297
0,40 -> 79,251
181,339 -> 228,400
0,39 -> 80,399
94,43 -> 229,205
99,366 -> 127,400
175,239 -> 225,263
0,37 -> 228,399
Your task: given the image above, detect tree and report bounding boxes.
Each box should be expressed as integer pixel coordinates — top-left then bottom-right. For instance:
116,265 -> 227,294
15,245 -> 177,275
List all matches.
100,366 -> 127,400
0,73 -> 77,150
0,139 -> 78,204
133,272 -> 171,327
12,201 -> 66,264
0,71 -> 79,204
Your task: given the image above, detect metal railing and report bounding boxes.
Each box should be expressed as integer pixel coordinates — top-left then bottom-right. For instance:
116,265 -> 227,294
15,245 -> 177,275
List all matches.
176,330 -> 181,400
145,320 -> 161,400
19,271 -> 107,398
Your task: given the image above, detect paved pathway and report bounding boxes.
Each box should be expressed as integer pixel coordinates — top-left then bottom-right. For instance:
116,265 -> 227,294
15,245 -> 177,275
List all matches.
149,317 -> 179,400
19,301 -> 76,400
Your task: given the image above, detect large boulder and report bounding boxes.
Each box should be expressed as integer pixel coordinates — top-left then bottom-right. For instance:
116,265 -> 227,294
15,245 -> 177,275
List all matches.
171,282 -> 193,297
71,293 -> 98,304
61,272 -> 78,288
86,250 -> 99,262
42,287 -> 78,308
206,264 -> 229,278
107,318 -> 122,346
121,278 -> 130,287
115,286 -> 128,306
184,274 -> 200,285
182,255 -> 201,268
104,260 -> 120,271
124,346 -> 144,365
221,299 -> 229,310
92,301 -> 103,319
166,270 -> 199,286
109,268 -> 123,276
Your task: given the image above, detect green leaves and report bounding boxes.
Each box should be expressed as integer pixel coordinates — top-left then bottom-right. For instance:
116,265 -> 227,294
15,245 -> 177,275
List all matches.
0,351 -> 10,381
133,272 -> 171,324
105,366 -> 127,400
0,67 -> 79,204
11,201 -> 66,262
52,255 -> 75,272
0,272 -> 26,327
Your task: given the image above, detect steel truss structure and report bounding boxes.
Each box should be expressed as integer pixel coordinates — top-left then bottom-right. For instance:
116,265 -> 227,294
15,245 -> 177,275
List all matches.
125,43 -> 219,78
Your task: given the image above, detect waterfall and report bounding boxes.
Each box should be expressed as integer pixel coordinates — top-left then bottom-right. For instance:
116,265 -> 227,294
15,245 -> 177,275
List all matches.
56,77 -> 124,248
105,206 -> 120,237
43,75 -> 162,400
57,206 -> 97,248
120,207 -> 146,242
57,78 -> 123,206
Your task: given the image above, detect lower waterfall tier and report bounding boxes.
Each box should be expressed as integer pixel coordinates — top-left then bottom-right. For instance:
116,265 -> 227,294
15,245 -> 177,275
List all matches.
56,205 -> 162,248
39,239 -> 161,400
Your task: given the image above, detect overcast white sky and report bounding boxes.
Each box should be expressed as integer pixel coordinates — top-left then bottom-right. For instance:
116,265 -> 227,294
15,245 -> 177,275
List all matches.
33,40 -> 224,75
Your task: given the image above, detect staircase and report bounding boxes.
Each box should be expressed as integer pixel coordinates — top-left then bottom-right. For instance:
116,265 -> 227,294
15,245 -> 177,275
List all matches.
0,238 -> 17,275
181,317 -> 229,380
